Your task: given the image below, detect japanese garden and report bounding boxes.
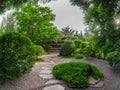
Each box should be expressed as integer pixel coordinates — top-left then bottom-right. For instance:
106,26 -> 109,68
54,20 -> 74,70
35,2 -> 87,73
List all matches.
0,0 -> 120,90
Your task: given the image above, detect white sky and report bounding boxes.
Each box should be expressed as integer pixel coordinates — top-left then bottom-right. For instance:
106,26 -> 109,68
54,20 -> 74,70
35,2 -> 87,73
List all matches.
0,0 -> 86,32
40,0 -> 86,32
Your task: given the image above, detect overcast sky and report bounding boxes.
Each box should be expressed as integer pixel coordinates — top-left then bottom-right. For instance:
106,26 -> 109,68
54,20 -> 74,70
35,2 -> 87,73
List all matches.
40,0 -> 86,32
0,0 -> 86,32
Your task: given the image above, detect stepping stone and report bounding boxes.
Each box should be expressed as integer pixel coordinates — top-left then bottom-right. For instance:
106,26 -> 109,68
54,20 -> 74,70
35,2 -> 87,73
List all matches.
45,80 -> 62,85
49,61 -> 55,63
42,85 -> 65,90
46,64 -> 52,67
90,81 -> 104,88
39,74 -> 54,79
89,76 -> 100,85
47,63 -> 54,65
40,70 -> 52,74
42,67 -> 51,70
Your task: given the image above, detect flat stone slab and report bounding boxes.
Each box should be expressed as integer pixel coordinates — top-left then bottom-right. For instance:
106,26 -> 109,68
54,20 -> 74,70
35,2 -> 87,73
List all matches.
47,63 -> 54,65
40,70 -> 52,74
45,80 -> 62,85
89,76 -> 100,85
42,67 -> 51,70
90,81 -> 104,88
46,64 -> 52,67
49,61 -> 55,63
39,74 -> 54,79
42,85 -> 65,90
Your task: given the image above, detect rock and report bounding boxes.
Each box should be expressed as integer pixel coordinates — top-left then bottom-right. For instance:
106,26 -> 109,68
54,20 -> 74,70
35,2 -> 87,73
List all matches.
45,80 -> 62,85
41,67 -> 51,70
40,70 -> 52,74
49,61 -> 55,63
46,64 -> 52,67
90,81 -> 104,88
39,74 -> 54,79
89,76 -> 100,85
42,85 -> 65,90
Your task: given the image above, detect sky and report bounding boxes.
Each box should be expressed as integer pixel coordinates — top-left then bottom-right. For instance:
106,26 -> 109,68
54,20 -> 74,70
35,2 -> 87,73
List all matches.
0,0 -> 86,32
40,0 -> 86,32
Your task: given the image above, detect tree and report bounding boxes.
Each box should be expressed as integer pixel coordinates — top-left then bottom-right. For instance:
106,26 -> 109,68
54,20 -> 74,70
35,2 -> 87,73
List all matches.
0,0 -> 39,13
70,0 -> 120,56
14,3 -> 62,45
61,26 -> 76,39
0,12 -> 15,32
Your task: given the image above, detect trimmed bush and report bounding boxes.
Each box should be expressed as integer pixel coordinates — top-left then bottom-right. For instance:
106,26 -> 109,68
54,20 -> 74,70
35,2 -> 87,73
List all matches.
0,32 -> 35,79
73,53 -> 84,59
74,39 -> 82,48
106,51 -> 120,68
53,62 -> 104,88
59,40 -> 75,56
33,45 -> 45,56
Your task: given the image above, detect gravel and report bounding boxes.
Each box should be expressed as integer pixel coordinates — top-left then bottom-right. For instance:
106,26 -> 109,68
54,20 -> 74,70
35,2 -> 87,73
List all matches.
0,53 -> 120,90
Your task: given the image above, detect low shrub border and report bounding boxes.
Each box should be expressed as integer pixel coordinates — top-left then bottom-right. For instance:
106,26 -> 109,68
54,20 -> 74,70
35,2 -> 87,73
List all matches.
53,62 -> 104,88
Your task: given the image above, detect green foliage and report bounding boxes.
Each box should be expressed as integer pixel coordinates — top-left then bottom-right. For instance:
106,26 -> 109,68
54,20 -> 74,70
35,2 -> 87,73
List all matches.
53,62 -> 104,88
73,53 -> 84,59
0,0 -> 27,13
70,0 -> 120,58
61,26 -> 83,40
59,40 -> 75,56
33,45 -> 45,56
14,3 -> 62,45
0,32 -> 35,79
79,41 -> 93,57
0,13 -> 15,33
41,44 -> 52,52
90,65 -> 104,80
73,36 -> 104,59
74,39 -> 82,48
106,51 -> 120,67
61,26 -> 75,39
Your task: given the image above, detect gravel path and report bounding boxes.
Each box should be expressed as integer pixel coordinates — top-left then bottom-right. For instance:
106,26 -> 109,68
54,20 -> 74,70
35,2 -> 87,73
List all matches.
0,53 -> 120,90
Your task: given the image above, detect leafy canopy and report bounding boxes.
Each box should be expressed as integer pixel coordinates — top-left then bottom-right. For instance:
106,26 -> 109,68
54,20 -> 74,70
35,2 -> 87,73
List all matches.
70,0 -> 120,56
14,3 -> 62,44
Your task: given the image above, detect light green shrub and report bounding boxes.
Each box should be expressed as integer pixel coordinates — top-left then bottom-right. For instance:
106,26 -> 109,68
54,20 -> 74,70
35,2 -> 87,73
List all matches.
33,45 -> 45,56
0,32 -> 35,79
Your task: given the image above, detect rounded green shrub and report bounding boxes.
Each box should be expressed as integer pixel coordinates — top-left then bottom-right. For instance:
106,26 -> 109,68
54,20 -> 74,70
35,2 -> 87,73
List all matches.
106,51 -> 120,68
73,53 -> 84,59
53,62 -> 104,88
59,40 -> 75,56
33,45 -> 45,56
0,32 -> 35,79
74,39 -> 82,48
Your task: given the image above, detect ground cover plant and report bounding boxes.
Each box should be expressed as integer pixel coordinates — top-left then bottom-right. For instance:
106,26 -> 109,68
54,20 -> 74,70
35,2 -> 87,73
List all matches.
0,32 -> 35,79
53,62 -> 104,88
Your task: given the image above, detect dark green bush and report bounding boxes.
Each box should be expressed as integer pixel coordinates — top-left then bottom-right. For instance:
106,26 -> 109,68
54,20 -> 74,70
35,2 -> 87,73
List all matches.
41,44 -> 52,52
0,32 -> 35,79
74,39 -> 82,48
106,51 -> 120,67
59,40 -> 75,56
53,62 -> 104,88
33,45 -> 45,56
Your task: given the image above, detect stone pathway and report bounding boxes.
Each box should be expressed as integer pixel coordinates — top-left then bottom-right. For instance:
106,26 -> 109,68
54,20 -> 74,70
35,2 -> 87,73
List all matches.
1,53 -> 120,90
39,61 -> 54,80
39,53 -> 66,90
38,53 -> 104,90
